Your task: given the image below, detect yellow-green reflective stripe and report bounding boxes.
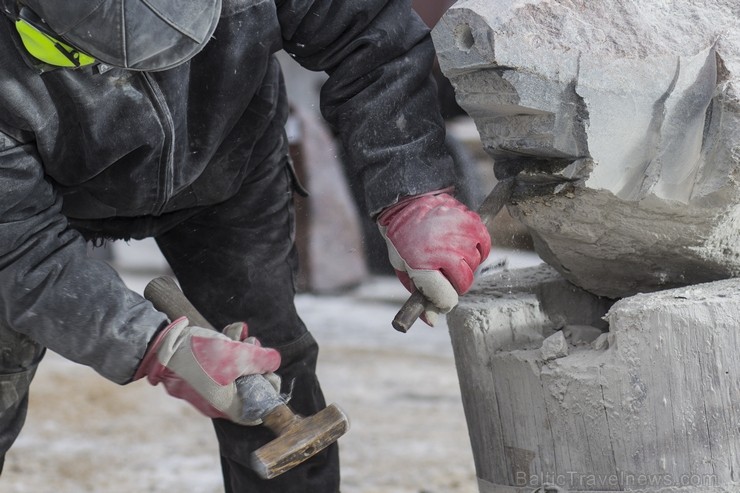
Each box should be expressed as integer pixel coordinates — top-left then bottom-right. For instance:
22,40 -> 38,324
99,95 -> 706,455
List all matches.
15,19 -> 95,68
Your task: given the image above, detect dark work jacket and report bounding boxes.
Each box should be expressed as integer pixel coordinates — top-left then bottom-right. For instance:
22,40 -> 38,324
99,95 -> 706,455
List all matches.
0,0 -> 455,383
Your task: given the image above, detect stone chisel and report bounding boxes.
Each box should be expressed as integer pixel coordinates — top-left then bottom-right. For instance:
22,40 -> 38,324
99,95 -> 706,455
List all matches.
391,173 -> 575,332
144,276 -> 349,479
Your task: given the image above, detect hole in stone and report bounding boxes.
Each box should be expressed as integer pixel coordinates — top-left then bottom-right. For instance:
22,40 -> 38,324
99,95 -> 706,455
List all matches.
454,24 -> 475,52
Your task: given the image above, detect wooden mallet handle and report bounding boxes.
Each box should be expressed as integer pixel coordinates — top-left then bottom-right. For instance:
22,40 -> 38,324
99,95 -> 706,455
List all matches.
144,276 -> 212,328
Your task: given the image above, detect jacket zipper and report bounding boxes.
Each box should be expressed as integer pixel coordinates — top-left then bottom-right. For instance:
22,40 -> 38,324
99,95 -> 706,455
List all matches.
140,72 -> 175,215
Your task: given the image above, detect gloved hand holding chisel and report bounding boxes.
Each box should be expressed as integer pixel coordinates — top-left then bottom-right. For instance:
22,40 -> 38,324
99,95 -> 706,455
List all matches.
378,190 -> 492,327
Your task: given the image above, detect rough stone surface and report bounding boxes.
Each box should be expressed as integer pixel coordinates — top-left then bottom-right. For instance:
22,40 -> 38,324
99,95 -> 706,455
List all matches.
448,265 -> 740,492
432,0 -> 740,298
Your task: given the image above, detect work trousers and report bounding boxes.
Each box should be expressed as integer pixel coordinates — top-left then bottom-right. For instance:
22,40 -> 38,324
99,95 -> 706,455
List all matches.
0,131 -> 340,492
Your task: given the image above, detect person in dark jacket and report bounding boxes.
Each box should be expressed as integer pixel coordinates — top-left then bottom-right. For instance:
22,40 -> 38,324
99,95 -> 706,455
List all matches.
0,0 -> 491,491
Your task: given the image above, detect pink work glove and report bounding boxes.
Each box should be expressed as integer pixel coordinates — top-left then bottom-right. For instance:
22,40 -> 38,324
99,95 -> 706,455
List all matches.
378,191 -> 491,326
135,317 -> 281,425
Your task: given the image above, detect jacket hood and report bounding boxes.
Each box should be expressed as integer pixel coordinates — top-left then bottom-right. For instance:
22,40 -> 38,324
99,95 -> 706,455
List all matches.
18,0 -> 221,71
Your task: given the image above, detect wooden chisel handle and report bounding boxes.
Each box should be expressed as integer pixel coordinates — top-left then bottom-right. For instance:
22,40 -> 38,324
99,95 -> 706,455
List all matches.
392,291 -> 426,333
143,276 -> 283,419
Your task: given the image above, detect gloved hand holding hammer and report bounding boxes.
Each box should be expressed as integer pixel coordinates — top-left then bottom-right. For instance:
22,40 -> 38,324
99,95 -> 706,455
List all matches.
378,190 -> 492,326
135,317 -> 281,425
136,277 -> 350,480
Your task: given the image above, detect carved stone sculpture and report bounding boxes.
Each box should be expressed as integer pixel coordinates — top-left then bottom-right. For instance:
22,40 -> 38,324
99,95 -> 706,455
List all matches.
433,0 -> 740,298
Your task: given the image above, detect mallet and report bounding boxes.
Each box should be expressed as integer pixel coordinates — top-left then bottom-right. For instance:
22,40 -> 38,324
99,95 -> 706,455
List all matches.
144,276 -> 349,479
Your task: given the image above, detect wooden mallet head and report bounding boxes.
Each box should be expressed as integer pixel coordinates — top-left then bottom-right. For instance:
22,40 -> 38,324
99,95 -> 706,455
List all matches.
144,276 -> 349,479
250,402 -> 349,479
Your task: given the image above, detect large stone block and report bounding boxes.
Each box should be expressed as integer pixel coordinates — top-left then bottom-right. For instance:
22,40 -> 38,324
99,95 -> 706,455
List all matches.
448,265 -> 740,492
432,0 -> 740,298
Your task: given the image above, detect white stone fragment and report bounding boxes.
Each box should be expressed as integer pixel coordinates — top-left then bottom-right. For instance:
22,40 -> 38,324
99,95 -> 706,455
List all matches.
540,330 -> 569,360
590,332 -> 610,351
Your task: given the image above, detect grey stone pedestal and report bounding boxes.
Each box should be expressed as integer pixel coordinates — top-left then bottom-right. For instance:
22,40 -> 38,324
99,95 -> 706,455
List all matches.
448,265 -> 740,492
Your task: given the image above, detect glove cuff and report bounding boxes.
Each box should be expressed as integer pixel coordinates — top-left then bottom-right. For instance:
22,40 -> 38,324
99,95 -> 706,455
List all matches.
377,187 -> 455,225
133,316 -> 188,381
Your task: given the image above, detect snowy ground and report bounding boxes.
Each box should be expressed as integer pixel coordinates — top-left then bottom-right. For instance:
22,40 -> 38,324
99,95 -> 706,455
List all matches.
2,241 -> 541,493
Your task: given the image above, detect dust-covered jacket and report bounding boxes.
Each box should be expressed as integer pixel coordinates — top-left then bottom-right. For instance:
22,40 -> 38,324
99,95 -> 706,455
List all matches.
0,0 -> 455,383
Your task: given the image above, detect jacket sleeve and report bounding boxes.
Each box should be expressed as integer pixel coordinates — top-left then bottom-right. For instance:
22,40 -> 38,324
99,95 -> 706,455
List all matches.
0,130 -> 167,384
276,0 -> 457,216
